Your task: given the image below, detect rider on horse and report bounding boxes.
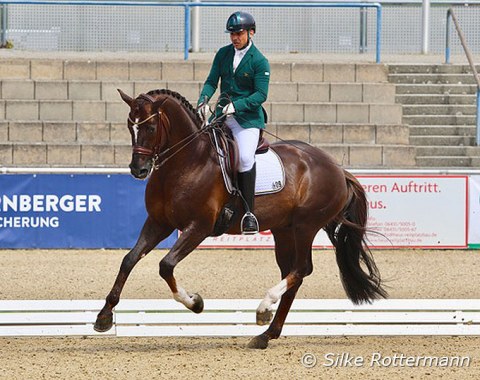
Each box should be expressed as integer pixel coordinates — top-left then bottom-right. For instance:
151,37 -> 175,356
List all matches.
197,11 -> 270,234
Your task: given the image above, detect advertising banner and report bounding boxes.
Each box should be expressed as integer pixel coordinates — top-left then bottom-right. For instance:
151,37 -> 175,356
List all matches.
0,174 -> 177,249
359,175 -> 468,248
0,173 -> 473,249
201,175 -> 469,249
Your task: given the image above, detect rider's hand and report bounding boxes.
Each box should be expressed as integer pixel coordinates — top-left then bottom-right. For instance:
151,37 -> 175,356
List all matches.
222,102 -> 235,116
197,103 -> 211,124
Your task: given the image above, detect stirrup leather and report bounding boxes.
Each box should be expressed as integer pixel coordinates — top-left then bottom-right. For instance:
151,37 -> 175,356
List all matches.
241,212 -> 259,235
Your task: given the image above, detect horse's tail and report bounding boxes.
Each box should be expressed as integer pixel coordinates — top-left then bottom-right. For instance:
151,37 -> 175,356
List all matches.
324,170 -> 388,304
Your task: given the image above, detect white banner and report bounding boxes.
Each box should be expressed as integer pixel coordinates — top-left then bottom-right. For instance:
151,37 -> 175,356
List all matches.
200,175 -> 469,249
359,175 -> 467,248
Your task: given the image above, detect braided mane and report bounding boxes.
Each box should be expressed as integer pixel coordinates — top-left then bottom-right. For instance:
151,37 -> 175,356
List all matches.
146,88 -> 202,127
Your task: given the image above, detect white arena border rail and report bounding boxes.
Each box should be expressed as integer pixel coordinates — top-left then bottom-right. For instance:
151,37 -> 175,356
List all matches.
0,299 -> 479,337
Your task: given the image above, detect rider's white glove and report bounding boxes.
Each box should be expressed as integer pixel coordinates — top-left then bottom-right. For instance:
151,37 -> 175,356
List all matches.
222,102 -> 236,116
197,103 -> 211,125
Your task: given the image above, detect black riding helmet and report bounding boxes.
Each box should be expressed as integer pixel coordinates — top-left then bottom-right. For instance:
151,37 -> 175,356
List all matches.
225,11 -> 256,33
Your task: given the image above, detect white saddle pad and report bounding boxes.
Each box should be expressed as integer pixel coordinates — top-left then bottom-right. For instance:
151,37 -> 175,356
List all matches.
212,129 -> 285,195
254,149 -> 285,195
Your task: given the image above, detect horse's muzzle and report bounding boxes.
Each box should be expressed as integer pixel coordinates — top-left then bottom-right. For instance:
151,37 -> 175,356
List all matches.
129,156 -> 152,179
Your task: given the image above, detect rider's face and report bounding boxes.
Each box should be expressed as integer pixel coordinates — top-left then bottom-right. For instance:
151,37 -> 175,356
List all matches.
230,30 -> 253,49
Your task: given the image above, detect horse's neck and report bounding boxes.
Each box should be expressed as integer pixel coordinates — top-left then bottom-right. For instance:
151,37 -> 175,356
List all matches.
163,106 -> 211,167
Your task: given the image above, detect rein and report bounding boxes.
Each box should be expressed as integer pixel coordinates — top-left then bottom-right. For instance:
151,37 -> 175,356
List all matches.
154,125 -> 212,169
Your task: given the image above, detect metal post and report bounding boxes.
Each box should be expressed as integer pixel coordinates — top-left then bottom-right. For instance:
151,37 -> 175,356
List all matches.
191,0 -> 200,53
359,7 -> 367,53
477,89 -> 480,146
445,9 -> 451,64
421,0 -> 430,54
1,4 -> 7,47
184,4 -> 190,60
375,5 -> 381,63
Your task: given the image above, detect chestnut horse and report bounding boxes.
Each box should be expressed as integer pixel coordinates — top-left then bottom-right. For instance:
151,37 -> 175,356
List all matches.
94,89 -> 387,349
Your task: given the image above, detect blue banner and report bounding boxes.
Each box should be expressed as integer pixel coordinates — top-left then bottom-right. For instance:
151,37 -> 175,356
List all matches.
0,174 -> 177,249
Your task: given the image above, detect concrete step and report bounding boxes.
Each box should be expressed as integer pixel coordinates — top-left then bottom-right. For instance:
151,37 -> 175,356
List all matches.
312,143 -> 416,168
1,120 -> 410,147
402,104 -> 477,116
0,142 -> 131,166
0,140 -> 415,169
0,100 -> 126,122
396,94 -> 476,105
415,145 -> 470,156
403,114 -> 476,126
395,83 -> 477,95
0,100 -> 403,125
409,125 -> 477,136
0,120 -> 130,144
389,64 -> 480,75
389,73 -> 479,85
269,102 -> 402,124
415,155 -> 476,167
0,58 -> 388,83
271,122 -> 410,145
411,135 -> 475,147
0,79 -> 397,104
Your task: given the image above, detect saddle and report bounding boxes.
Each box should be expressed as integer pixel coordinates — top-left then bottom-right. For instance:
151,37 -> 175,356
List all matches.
211,123 -> 270,189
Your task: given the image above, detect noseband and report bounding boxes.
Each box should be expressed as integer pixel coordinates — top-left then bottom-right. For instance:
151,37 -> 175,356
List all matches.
128,93 -> 170,160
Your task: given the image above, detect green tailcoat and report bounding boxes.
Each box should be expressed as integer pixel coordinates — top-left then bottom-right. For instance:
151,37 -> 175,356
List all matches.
198,43 -> 270,129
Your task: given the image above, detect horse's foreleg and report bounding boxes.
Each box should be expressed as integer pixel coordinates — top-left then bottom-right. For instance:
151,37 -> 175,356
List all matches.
94,218 -> 173,332
159,223 -> 209,313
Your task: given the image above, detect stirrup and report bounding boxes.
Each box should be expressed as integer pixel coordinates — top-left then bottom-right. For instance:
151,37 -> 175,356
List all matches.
241,212 -> 259,235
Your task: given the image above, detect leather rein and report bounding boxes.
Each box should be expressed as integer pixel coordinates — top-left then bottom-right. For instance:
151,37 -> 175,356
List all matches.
128,93 -> 212,169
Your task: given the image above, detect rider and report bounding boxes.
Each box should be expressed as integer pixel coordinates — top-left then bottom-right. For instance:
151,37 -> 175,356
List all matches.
197,11 -> 270,234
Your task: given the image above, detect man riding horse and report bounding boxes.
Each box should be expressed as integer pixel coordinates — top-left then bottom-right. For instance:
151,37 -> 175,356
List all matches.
197,11 -> 270,234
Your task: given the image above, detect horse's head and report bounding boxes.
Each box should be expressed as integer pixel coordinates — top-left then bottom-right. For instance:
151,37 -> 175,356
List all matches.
119,89 -> 170,179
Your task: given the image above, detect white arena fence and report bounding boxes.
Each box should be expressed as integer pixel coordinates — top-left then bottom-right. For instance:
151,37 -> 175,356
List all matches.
0,299 -> 479,337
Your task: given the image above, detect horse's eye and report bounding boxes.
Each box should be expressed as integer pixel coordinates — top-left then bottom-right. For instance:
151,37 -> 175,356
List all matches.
147,126 -> 155,133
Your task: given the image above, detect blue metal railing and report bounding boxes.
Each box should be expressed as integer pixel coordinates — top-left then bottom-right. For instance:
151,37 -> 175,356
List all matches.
0,0 -> 383,63
445,7 -> 480,146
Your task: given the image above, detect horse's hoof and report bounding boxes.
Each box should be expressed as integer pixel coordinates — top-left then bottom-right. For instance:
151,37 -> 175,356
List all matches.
190,293 -> 204,314
247,334 -> 269,349
256,308 -> 273,326
93,313 -> 113,332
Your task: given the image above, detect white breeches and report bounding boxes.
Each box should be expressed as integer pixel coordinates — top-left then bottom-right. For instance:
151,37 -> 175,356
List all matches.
224,116 -> 260,172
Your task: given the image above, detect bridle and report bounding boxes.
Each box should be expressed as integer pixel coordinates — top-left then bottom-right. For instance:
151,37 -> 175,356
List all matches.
128,93 -> 170,161
128,93 -> 213,170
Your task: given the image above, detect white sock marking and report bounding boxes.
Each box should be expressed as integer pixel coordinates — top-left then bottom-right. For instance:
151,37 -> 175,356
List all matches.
257,279 -> 288,313
173,287 -> 194,308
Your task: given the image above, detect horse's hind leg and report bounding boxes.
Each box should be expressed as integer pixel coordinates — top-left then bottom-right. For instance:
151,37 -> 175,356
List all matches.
94,217 -> 173,332
248,226 -> 315,349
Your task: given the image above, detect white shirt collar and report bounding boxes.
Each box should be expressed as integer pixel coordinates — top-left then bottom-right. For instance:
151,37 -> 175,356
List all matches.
233,41 -> 252,72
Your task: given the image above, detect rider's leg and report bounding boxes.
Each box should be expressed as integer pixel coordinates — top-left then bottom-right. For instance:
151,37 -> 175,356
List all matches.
224,117 -> 260,234
238,163 -> 259,234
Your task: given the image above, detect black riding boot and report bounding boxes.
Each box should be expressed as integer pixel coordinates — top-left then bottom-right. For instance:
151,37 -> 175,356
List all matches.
238,163 -> 259,234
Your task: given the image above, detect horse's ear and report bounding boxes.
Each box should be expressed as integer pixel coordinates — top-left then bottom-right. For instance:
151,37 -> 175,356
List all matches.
118,89 -> 134,107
